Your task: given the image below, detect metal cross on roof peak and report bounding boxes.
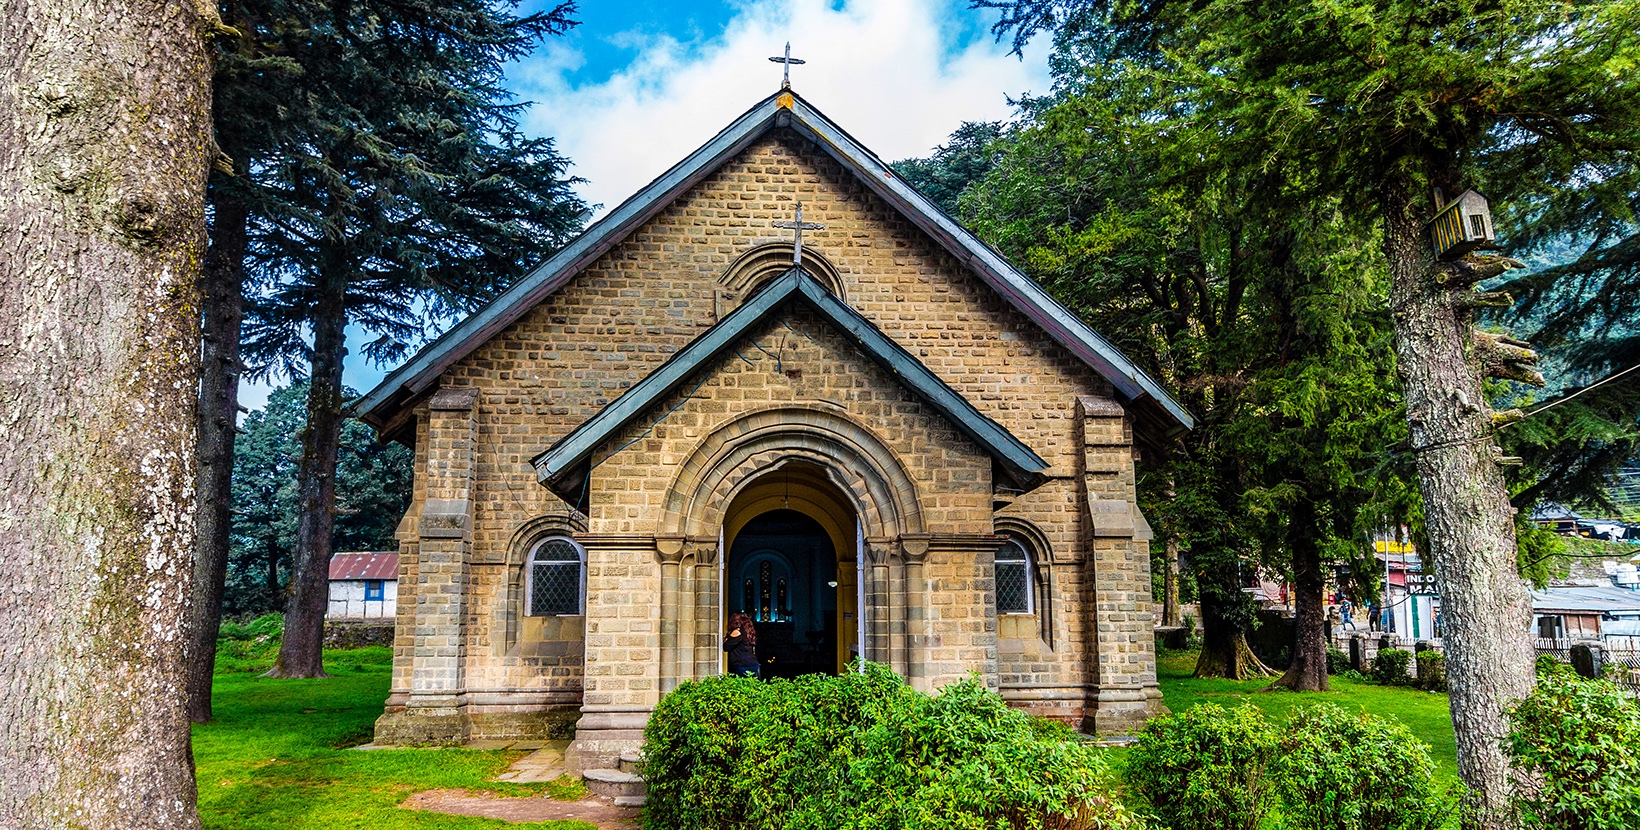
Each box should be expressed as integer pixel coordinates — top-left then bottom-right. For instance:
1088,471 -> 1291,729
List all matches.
771,201 -> 825,266
768,42 -> 805,89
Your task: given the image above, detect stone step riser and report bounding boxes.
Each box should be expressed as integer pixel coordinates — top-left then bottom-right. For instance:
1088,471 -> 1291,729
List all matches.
582,768 -> 647,800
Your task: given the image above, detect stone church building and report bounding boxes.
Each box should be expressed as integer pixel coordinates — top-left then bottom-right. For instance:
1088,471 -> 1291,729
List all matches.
357,88 -> 1192,769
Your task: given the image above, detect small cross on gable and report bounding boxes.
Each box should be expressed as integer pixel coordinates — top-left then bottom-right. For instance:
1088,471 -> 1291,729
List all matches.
771,201 -> 825,266
768,42 -> 805,89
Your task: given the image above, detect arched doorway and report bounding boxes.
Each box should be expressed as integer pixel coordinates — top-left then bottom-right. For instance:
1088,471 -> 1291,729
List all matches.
727,510 -> 836,678
720,459 -> 859,677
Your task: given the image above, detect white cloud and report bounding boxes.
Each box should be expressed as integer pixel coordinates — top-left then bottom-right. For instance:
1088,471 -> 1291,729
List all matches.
512,0 -> 1051,214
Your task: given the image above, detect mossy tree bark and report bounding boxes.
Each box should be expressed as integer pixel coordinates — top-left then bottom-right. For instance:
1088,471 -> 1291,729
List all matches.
1382,173 -> 1535,829
0,0 -> 213,822
187,189 -> 248,721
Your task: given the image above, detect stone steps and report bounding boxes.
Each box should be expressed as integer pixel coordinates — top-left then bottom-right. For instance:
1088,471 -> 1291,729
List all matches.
582,767 -> 646,804
618,750 -> 642,774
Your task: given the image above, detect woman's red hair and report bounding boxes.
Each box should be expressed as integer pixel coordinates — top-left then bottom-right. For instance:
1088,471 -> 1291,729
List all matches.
727,611 -> 757,647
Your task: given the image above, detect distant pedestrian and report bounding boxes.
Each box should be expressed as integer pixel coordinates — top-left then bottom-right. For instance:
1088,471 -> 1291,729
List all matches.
724,611 -> 759,678
1341,600 -> 1354,629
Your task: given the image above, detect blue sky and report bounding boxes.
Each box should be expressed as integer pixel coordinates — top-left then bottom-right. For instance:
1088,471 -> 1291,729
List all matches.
241,0 -> 1051,412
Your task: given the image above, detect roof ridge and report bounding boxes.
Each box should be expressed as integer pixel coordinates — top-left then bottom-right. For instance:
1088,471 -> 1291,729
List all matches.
356,88 -> 1191,433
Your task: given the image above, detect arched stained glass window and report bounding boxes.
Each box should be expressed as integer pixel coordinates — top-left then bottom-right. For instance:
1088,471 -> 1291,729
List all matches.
527,537 -> 584,616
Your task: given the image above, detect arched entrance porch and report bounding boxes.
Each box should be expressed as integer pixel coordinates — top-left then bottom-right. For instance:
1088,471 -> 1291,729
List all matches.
652,407 -> 927,692
722,460 -> 860,677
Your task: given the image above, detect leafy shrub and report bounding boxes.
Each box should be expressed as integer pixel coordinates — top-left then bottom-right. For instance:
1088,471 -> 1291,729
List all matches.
1337,669 -> 1370,682
1326,647 -> 1351,675
1123,703 -> 1276,830
218,612 -> 284,641
213,613 -> 285,672
1536,653 -> 1574,680
641,664 -> 1140,830
1414,651 -> 1447,692
1507,673 -> 1640,830
1273,704 -> 1456,830
1372,648 -> 1413,685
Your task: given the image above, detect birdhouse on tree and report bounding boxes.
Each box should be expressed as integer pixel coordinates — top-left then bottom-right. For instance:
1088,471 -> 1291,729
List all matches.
1428,189 -> 1495,260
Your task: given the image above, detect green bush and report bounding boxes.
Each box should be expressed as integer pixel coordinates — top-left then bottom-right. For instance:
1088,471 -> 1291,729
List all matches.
1414,651 -> 1447,692
1327,647 -> 1351,675
1507,673 -> 1640,830
1123,703 -> 1276,830
641,664 -> 1139,830
213,613 -> 285,672
218,612 -> 284,641
1272,704 -> 1456,830
1372,648 -> 1413,685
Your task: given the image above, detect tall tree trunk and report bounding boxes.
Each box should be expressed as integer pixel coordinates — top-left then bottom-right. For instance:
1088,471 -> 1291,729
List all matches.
266,257 -> 347,678
188,190 -> 248,722
0,0 -> 212,822
1265,505 -> 1329,691
1194,597 -> 1274,680
1162,533 -> 1182,628
1382,174 -> 1534,830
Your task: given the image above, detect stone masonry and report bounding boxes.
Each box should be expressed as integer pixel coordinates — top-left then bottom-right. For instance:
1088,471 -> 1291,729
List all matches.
366,114 -> 1171,760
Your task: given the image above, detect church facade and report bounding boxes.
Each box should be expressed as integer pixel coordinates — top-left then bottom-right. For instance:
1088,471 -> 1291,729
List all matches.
357,89 -> 1191,770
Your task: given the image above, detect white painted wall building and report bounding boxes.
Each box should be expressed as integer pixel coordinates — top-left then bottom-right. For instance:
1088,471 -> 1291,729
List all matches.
327,551 -> 398,620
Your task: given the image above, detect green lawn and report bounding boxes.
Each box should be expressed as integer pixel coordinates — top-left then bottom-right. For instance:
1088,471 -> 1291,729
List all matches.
1150,650 -> 1459,781
194,646 -> 1460,828
193,646 -> 588,830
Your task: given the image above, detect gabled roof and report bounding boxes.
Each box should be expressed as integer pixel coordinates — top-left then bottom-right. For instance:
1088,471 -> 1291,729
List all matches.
329,552 -> 398,581
533,269 -> 1050,505
356,88 -> 1192,437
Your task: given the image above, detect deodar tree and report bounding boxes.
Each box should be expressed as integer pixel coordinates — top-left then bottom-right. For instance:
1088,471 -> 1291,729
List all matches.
976,0 -> 1640,823
0,0 -> 215,824
198,0 -> 587,685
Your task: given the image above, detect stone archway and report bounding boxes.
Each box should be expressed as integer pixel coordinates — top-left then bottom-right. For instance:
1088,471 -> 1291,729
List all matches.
653,406 -> 928,689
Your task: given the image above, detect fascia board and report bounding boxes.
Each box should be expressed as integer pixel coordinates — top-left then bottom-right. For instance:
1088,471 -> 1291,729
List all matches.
782,98 -> 1195,431
355,93 -> 787,423
531,269 -> 1048,489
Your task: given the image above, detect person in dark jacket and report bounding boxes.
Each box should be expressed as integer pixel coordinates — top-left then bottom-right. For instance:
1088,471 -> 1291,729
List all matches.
724,612 -> 759,678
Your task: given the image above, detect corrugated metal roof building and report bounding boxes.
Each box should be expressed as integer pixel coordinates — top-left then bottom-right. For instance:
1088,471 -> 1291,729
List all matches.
328,552 -> 398,620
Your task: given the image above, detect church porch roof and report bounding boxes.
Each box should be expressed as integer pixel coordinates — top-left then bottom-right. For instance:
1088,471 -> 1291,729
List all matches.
533,268 -> 1050,506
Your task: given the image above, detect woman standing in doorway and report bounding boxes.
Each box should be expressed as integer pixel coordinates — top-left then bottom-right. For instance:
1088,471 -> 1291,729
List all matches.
724,612 -> 759,678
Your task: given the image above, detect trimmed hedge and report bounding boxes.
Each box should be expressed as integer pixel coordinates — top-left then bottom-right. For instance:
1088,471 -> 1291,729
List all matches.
1414,651 -> 1447,692
1508,673 -> 1640,830
1123,703 -> 1454,830
1123,703 -> 1275,830
640,664 -> 1138,830
1372,648 -> 1413,685
1273,704 -> 1454,830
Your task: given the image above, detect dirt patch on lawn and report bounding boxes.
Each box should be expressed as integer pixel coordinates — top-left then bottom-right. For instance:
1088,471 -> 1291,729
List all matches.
402,789 -> 641,828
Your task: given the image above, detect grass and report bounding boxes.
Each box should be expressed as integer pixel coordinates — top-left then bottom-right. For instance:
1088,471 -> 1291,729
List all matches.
193,645 -> 590,830
195,643 -> 1462,828
1149,649 -> 1459,782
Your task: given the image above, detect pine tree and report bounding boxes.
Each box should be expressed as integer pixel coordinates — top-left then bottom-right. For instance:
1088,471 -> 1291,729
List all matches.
960,56 -> 1408,685
977,0 -> 1640,822
195,0 -> 588,693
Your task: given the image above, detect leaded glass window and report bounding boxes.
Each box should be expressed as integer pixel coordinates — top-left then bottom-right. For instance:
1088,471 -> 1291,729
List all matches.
528,538 -> 583,616
995,538 -> 1033,614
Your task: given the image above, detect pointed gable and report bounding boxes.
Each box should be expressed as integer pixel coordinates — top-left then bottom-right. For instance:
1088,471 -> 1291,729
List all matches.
534,269 -> 1050,504
356,90 -> 1190,439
